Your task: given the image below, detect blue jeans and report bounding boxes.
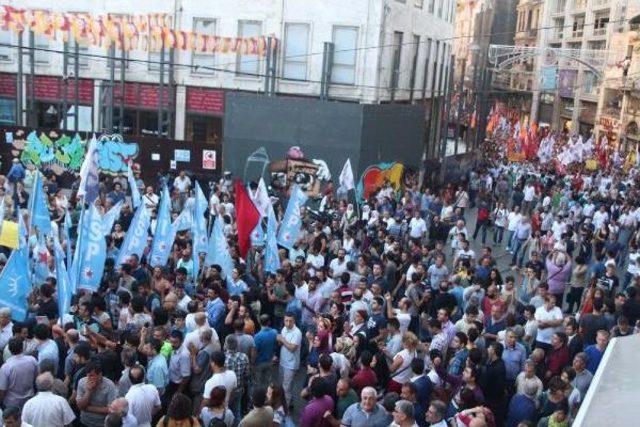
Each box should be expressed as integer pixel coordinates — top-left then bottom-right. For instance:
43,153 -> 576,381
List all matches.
493,226 -> 504,244
506,230 -> 515,249
511,238 -> 526,266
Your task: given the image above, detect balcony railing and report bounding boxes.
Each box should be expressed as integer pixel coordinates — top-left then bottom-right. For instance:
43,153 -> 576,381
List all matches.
571,29 -> 584,38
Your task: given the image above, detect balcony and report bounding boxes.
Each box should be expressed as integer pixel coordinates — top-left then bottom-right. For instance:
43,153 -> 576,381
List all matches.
573,0 -> 587,11
554,0 -> 567,14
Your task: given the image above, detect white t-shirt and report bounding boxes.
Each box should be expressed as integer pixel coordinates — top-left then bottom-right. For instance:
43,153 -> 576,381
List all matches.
507,213 -> 523,231
21,391 -> 76,427
627,252 -> 640,275
409,217 -> 427,238
329,258 -> 349,278
395,311 -> 411,334
125,383 -> 161,427
173,176 -> 192,193
279,326 -> 302,370
534,305 -> 563,344
393,349 -> 416,384
593,211 -> 609,229
202,370 -> 237,404
524,186 -> 535,202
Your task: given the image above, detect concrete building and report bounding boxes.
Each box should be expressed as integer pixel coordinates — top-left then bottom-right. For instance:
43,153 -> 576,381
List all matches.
0,0 -> 455,177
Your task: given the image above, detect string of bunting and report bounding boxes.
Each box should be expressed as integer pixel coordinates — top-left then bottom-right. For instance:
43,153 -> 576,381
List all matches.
1,6 -> 276,56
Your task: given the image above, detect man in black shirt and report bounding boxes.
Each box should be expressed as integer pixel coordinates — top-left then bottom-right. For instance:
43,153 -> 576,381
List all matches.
481,342 -> 507,426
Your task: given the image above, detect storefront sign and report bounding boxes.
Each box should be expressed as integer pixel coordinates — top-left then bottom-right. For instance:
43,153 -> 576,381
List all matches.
114,83 -> 170,110
186,87 -> 224,115
599,116 -> 620,130
0,73 -> 16,97
202,149 -> 216,170
26,76 -> 94,104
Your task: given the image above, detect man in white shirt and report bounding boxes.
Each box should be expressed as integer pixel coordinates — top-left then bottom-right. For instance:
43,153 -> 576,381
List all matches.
142,187 -> 159,216
173,171 -> 191,195
0,308 -> 13,352
22,372 -> 76,427
329,249 -> 349,279
408,210 -> 427,240
278,313 -> 302,406
202,351 -> 237,407
523,183 -> 536,214
534,295 -> 563,351
592,205 -> 609,230
506,207 -> 522,251
124,366 -> 161,427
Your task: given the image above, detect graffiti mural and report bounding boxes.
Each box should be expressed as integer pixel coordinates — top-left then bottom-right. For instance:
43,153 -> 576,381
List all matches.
356,162 -> 404,201
9,130 -> 139,176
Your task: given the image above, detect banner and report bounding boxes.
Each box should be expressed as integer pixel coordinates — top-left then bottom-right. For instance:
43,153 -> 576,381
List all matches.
116,202 -> 151,267
0,248 -> 31,321
1,6 -> 274,56
558,70 -> 578,98
73,204 -> 107,292
277,185 -> 308,250
540,66 -> 557,91
0,221 -> 18,249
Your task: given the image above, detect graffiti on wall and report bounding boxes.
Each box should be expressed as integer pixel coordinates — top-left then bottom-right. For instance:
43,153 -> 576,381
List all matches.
356,162 -> 404,201
10,130 -> 139,175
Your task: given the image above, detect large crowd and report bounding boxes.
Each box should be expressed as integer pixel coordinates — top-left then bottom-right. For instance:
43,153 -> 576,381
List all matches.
0,129 -> 638,427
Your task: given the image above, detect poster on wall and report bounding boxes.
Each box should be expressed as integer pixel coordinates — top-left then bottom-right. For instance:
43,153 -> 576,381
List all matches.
174,149 -> 191,162
202,149 -> 216,170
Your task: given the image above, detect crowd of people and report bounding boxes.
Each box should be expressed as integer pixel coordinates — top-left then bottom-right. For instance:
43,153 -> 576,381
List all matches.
0,140 -> 638,427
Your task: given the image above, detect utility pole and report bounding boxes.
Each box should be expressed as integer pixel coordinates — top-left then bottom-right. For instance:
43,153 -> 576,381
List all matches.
28,31 -> 35,128
157,42 -> 165,137
62,42 -> 69,130
74,42 -> 79,133
16,31 -> 23,126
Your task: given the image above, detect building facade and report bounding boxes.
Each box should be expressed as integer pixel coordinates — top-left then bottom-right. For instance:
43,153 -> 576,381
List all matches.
0,0 -> 455,167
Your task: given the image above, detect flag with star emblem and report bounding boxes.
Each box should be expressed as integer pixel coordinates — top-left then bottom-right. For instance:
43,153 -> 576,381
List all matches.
28,172 -> 51,235
264,204 -> 280,274
52,236 -> 72,320
32,235 -> 50,284
250,221 -> 265,247
71,204 -> 107,291
205,215 -> 234,279
102,201 -> 124,236
116,202 -> 151,267
149,185 -> 176,267
0,247 -> 31,321
277,185 -> 307,250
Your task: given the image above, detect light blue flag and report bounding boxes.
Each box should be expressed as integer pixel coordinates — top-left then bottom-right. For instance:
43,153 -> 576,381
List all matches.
74,204 -> 107,291
205,216 -> 234,279
127,163 -> 141,208
63,211 -> 73,264
149,185 -> 177,267
116,202 -> 151,267
191,182 -> 208,280
102,201 -> 124,236
173,206 -> 192,232
0,248 -> 31,321
277,185 -> 308,250
77,135 -> 100,204
250,222 -> 265,247
265,205 -> 281,273
29,173 -> 51,235
18,212 -> 27,251
52,236 -> 72,320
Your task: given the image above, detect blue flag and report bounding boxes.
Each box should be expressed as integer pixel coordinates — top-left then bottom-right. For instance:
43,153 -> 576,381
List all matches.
29,172 -> 51,235
250,222 -> 265,247
265,205 -> 281,273
77,135 -> 100,204
191,182 -> 208,280
73,204 -> 107,291
0,248 -> 31,321
149,185 -> 176,267
205,216 -> 234,279
52,237 -> 72,320
173,206 -> 192,232
102,201 -> 123,236
116,202 -> 151,267
277,185 -> 308,250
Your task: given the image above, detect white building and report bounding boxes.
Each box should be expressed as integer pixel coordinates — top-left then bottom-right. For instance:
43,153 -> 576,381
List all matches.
0,0 -> 455,143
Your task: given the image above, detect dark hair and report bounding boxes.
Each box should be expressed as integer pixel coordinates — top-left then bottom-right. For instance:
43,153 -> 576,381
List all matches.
131,296 -> 146,313
252,386 -> 268,407
319,353 -> 333,371
208,386 -> 227,408
410,357 -> 425,375
309,377 -> 327,399
166,393 -> 193,421
85,360 -> 103,375
360,350 -> 373,367
401,381 -> 418,397
211,351 -> 226,368
74,343 -> 92,361
455,331 -> 468,346
2,406 -> 20,421
170,329 -> 184,342
33,324 -> 50,341
490,342 -> 504,359
7,338 -> 22,356
148,338 -> 163,354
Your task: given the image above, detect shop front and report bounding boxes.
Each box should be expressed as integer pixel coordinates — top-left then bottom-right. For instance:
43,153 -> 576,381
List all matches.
0,73 -> 16,125
185,87 -> 224,145
26,75 -> 94,130
113,82 -> 172,138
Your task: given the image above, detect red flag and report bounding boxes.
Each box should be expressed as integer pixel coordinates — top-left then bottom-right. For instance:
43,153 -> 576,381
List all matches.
234,180 -> 261,258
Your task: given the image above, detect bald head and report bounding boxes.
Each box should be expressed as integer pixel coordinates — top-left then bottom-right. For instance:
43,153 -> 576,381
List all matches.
110,397 -> 129,415
35,372 -> 54,392
195,312 -> 207,327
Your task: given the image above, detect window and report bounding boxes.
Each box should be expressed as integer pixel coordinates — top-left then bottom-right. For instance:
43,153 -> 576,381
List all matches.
149,48 -> 170,71
331,26 -> 358,85
428,0 -> 435,14
572,15 -> 585,37
68,45 -> 90,69
588,40 -> 606,50
0,98 -> 16,125
583,71 -> 596,94
410,34 -> 420,90
192,18 -> 216,74
390,32 -> 404,89
282,23 -> 309,80
33,34 -> 49,65
593,13 -> 609,36
236,20 -> 262,76
0,31 -> 12,62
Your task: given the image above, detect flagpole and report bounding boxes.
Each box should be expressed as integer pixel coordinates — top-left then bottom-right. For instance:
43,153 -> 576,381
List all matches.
74,196 -> 87,291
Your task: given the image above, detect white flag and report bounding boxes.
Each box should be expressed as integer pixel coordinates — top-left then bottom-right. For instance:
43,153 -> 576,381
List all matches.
127,163 -> 141,208
338,159 -> 355,192
251,178 -> 271,217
